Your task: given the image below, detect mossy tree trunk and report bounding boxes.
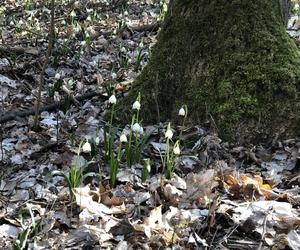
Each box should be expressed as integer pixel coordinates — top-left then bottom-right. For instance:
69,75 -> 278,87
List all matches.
119,0 -> 300,142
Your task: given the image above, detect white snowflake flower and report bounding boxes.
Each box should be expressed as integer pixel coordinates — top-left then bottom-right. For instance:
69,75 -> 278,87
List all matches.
120,134 -> 128,143
132,100 -> 141,110
178,107 -> 185,116
82,140 -> 91,153
108,95 -> 117,104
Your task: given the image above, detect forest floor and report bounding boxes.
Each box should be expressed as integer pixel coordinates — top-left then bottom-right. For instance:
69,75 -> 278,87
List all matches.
1,0 -> 300,249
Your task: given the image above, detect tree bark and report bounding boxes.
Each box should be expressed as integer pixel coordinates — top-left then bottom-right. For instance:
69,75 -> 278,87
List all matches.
118,0 -> 300,142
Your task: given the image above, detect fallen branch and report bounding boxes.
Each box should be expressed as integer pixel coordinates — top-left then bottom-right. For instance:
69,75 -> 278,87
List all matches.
0,46 -> 40,56
0,91 -> 108,124
128,22 -> 160,32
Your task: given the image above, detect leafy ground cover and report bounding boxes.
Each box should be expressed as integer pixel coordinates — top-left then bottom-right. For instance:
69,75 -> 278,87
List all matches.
0,0 -> 300,249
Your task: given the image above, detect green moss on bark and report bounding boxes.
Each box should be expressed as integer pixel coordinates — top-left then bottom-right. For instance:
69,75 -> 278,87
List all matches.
117,0 -> 300,142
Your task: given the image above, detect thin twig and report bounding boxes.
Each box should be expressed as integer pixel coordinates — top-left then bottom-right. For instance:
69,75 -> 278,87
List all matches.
33,0 -> 55,129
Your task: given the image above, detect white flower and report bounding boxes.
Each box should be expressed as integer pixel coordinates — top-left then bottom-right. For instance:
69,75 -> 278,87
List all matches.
132,100 -> 141,110
54,92 -> 60,102
173,144 -> 181,155
108,95 -> 117,104
70,10 -> 76,17
82,140 -> 91,153
132,123 -> 141,133
124,10 -> 128,16
86,15 -> 92,22
165,126 -> 173,140
139,126 -> 144,135
120,134 -> 127,143
55,73 -> 61,80
111,72 -> 117,79
86,8 -> 93,13
121,47 -> 126,53
178,107 -> 185,116
87,26 -> 94,34
95,137 -> 100,145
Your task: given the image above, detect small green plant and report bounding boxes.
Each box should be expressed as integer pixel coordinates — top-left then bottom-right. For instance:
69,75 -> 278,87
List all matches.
134,42 -> 147,72
13,206 -> 41,250
52,141 -> 96,201
161,105 -> 187,179
141,159 -> 151,182
118,49 -> 130,69
161,123 -> 177,179
110,134 -> 126,188
104,94 -> 117,163
103,94 -> 122,187
124,93 -> 150,168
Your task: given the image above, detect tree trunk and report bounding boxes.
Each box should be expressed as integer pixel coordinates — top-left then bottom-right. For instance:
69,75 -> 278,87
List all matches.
119,0 -> 300,142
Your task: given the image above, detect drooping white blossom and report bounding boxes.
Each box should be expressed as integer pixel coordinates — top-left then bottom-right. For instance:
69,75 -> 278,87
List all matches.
132,123 -> 141,133
82,140 -> 91,153
120,134 -> 128,143
55,73 -> 61,80
108,95 -> 117,104
70,10 -> 76,17
165,125 -> 173,140
132,100 -> 141,110
173,144 -> 181,155
178,107 -> 185,116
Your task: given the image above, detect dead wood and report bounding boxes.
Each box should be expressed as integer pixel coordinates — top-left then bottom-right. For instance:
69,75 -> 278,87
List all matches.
0,91 -> 108,124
